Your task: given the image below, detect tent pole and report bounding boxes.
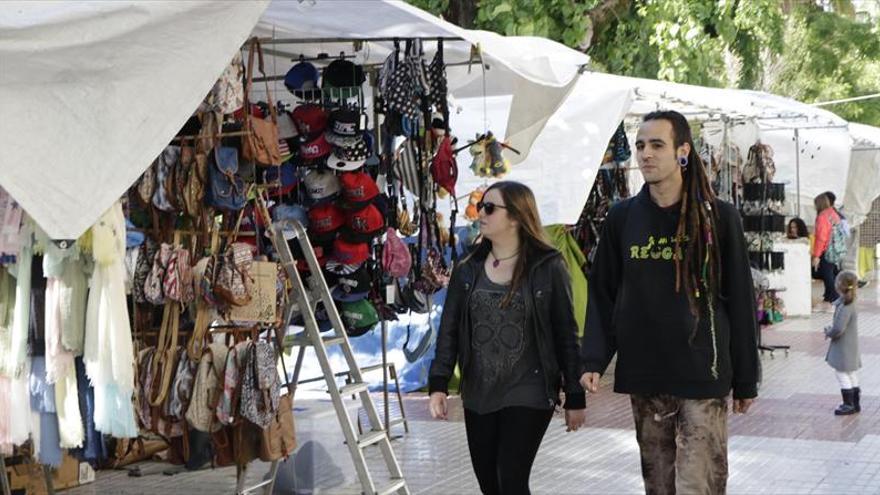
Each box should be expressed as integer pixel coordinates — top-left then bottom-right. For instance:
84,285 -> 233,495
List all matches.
257,36 -> 464,44
369,67 -> 391,433
795,128 -> 801,218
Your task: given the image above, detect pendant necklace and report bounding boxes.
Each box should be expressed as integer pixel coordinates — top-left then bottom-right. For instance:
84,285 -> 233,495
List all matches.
490,251 -> 519,268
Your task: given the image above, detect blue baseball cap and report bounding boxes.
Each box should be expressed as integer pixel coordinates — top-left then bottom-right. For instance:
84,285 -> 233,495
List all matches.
284,62 -> 320,98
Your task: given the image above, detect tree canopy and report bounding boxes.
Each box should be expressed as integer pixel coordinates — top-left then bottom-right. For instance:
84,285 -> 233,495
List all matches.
409,0 -> 880,126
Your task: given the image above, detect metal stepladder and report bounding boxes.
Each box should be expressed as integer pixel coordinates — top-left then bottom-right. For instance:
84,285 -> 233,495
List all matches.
267,219 -> 410,495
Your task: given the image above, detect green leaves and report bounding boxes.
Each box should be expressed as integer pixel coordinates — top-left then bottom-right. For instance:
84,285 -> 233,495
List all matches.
407,0 -> 880,125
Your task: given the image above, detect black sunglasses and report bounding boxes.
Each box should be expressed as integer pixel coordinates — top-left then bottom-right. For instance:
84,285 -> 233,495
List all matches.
476,201 -> 508,215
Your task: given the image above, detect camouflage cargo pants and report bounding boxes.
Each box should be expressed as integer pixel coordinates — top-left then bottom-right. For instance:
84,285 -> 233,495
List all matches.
630,395 -> 728,495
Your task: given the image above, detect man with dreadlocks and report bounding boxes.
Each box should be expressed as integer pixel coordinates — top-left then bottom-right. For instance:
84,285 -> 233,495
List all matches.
580,110 -> 760,494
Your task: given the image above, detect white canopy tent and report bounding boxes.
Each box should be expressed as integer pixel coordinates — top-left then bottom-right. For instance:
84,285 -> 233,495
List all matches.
578,72 -> 854,220
0,0 -> 620,239
0,0 -> 870,241
845,123 -> 880,226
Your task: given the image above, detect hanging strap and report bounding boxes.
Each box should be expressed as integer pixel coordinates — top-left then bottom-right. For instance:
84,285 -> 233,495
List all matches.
149,301 -> 181,407
243,38 -> 279,130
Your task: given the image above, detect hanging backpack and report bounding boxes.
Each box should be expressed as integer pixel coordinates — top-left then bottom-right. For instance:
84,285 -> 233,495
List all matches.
206,146 -> 247,212
164,247 -> 195,304
144,243 -> 172,305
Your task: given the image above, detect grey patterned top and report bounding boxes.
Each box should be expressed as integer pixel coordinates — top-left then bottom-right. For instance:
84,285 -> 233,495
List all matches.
462,267 -> 550,414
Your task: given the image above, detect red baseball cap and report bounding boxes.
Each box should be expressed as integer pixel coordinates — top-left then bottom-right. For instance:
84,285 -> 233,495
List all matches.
342,204 -> 385,243
339,171 -> 379,209
292,104 -> 328,139
307,203 -> 345,235
294,242 -> 329,272
330,238 -> 370,266
299,133 -> 331,161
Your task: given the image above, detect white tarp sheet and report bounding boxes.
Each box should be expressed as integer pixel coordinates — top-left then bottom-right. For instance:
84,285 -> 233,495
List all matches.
0,1 -> 272,239
0,0 -> 867,237
1,0 -> 595,238
845,123 -> 880,226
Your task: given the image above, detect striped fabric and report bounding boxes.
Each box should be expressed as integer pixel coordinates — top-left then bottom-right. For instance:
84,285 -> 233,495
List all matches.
394,139 -> 421,197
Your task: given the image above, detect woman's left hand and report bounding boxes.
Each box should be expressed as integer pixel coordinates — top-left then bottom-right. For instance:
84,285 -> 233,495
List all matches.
565,409 -> 586,432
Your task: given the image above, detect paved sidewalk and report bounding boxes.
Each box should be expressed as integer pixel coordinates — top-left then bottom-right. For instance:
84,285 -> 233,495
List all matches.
67,282 -> 880,494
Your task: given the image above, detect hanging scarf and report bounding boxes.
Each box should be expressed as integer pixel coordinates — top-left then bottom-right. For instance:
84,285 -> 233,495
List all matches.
84,202 -> 137,437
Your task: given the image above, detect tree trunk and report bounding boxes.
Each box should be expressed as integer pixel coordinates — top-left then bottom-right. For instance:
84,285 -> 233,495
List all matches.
446,0 -> 477,29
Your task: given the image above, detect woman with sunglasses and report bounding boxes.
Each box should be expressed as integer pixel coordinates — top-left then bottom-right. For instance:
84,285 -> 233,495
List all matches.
428,181 -> 586,495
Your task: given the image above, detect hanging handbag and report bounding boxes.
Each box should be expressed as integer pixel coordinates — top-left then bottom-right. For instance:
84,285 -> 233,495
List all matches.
214,242 -> 254,307
189,228 -> 221,362
136,162 -> 157,206
133,239 -> 158,304
144,242 -> 172,305
181,139 -> 207,219
259,393 -> 296,461
239,341 -> 279,428
206,146 -> 247,212
242,38 -> 282,167
209,52 -> 245,115
214,208 -> 254,307
164,242 -> 195,304
185,343 -> 228,433
152,145 -> 181,212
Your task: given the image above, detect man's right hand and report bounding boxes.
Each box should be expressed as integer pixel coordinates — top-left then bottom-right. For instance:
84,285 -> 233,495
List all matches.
580,372 -> 600,393
429,392 -> 448,420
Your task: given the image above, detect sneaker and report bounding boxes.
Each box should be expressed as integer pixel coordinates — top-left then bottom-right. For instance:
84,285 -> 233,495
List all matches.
858,280 -> 869,289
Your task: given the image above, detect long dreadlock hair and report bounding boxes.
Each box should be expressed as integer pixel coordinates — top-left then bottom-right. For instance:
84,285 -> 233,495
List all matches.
642,111 -> 722,347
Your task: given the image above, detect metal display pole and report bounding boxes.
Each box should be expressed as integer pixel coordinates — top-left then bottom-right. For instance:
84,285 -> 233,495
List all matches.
795,128 -> 801,218
369,66 -> 392,433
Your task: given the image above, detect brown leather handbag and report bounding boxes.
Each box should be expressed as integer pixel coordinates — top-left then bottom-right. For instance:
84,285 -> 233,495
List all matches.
242,38 -> 282,167
259,393 -> 296,461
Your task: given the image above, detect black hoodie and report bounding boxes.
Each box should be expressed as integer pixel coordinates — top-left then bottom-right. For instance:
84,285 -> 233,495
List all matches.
581,185 -> 760,400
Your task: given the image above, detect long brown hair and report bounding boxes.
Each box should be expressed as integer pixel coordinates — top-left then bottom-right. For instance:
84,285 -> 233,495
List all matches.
642,111 -> 721,334
836,270 -> 859,305
477,181 -> 554,306
814,193 -> 832,214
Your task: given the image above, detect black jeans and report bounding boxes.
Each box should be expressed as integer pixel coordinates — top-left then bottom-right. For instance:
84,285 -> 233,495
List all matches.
817,256 -> 839,302
464,406 -> 554,495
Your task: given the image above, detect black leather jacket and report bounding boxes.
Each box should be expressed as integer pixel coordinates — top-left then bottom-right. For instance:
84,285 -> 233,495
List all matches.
428,243 -> 586,410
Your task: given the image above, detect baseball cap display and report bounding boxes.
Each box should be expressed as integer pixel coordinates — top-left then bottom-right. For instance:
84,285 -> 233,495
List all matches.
307,203 -> 344,244
342,204 -> 384,243
262,160 -> 297,197
292,104 -> 328,139
327,139 -> 368,172
298,133 -> 332,161
276,111 -> 299,140
322,59 -> 366,89
328,237 -> 370,266
340,299 -> 379,337
284,62 -> 320,98
339,171 -> 379,210
303,170 -> 340,204
325,108 -> 362,147
331,264 -> 372,302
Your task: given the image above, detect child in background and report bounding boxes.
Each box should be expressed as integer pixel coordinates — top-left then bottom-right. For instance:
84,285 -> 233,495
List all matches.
825,270 -> 862,415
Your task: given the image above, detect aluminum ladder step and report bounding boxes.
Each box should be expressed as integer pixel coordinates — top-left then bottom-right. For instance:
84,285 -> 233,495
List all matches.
357,430 -> 387,449
377,478 -> 407,495
339,381 -> 369,396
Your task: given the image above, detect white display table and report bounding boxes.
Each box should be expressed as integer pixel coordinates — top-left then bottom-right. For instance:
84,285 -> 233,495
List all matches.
766,241 -> 812,317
